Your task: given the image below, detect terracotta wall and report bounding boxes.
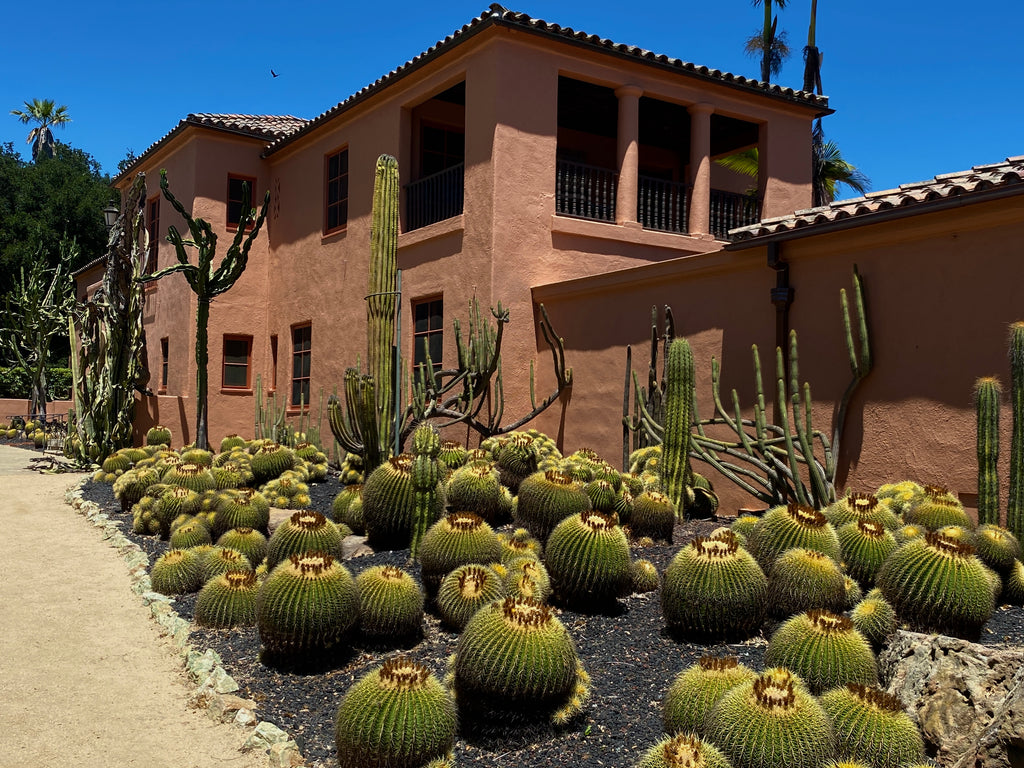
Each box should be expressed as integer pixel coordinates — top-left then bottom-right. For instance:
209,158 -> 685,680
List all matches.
533,196 -> 1024,520
0,399 -> 73,422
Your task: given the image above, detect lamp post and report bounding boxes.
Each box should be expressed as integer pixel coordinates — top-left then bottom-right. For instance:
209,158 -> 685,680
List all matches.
102,204 -> 119,231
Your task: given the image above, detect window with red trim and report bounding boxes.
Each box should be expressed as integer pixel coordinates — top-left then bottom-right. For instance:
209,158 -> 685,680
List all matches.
291,325 -> 311,407
227,175 -> 257,229
222,335 -> 252,389
324,148 -> 349,234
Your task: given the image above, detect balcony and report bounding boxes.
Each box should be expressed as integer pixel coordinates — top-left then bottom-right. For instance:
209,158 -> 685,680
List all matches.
555,160 -> 761,240
406,162 -> 464,231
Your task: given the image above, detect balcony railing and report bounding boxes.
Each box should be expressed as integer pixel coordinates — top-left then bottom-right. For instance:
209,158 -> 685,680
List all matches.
639,176 -> 690,234
406,162 -> 464,231
555,160 -> 617,223
710,189 -> 761,240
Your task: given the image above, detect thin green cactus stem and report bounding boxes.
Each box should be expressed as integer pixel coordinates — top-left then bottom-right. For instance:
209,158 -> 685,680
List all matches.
975,377 -> 1001,526
661,337 -> 695,515
1010,322 -> 1024,538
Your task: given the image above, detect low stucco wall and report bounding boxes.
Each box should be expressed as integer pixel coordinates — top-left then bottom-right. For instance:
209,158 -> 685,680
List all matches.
0,399 -> 73,423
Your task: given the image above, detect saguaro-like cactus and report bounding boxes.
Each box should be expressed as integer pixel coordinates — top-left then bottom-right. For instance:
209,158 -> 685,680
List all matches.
660,337 -> 695,515
975,377 -> 1001,526
139,171 -> 269,450
409,422 -> 441,559
1010,322 -> 1024,538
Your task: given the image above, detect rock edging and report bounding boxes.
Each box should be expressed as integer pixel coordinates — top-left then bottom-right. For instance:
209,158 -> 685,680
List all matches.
64,478 -> 307,768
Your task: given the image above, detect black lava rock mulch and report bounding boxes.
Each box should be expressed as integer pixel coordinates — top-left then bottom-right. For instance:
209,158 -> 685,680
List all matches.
78,475 -> 1024,768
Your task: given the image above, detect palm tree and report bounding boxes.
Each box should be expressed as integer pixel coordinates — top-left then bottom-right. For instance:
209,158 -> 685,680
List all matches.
716,126 -> 869,208
802,0 -> 823,94
746,0 -> 790,82
10,99 -> 71,161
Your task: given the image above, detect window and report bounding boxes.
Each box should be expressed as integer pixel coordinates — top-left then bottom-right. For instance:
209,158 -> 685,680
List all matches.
270,335 -> 278,391
291,325 -> 311,407
227,175 -> 257,228
413,297 -> 443,375
222,335 -> 252,389
420,125 -> 464,177
324,148 -> 349,234
159,337 -> 169,392
146,196 -> 160,274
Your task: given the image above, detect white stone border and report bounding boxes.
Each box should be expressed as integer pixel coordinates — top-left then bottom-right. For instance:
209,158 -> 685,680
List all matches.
64,478 -> 307,768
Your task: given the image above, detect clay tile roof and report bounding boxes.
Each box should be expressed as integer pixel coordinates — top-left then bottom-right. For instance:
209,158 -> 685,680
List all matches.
264,4 -> 829,157
727,155 -> 1024,246
114,113 -> 307,184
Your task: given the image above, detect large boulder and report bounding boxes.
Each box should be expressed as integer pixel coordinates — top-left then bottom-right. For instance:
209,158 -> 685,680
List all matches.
879,630 -> 1024,768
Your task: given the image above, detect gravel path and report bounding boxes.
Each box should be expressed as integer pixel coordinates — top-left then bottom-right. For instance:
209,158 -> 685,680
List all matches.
0,444 -> 267,768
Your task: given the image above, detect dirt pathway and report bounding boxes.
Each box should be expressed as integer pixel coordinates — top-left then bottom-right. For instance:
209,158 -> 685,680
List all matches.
0,445 -> 268,768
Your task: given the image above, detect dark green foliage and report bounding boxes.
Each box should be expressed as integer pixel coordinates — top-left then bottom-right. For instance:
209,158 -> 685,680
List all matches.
877,532 -> 996,635
584,479 -> 617,513
410,422 -> 442,558
766,547 -> 847,618
256,552 -> 359,655
704,667 -> 835,768
150,549 -> 203,595
265,511 -> 345,571
495,433 -> 540,492
334,657 -> 456,768
635,733 -> 734,768
331,484 -> 365,532
660,337 -> 695,517
1005,560 -> 1024,604
515,469 -> 590,542
748,503 -> 841,568
418,511 -> 502,593
764,610 -> 878,694
661,530 -> 768,639
545,509 -> 632,607
662,655 -> 755,736
438,440 -> 468,471
435,564 -> 505,631
820,684 -> 925,768
355,565 -> 425,640
194,570 -> 258,629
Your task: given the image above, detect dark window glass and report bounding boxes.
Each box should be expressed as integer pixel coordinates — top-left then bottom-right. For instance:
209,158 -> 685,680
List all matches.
222,336 -> 251,389
325,148 -> 349,233
146,197 -> 160,273
412,298 -> 443,373
227,176 -> 256,227
291,325 -> 312,406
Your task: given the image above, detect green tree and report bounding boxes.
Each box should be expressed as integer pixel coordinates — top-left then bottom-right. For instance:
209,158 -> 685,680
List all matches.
139,171 -> 270,451
0,241 -> 75,416
0,141 -> 112,299
10,99 -> 71,161
802,0 -> 822,94
746,0 -> 790,82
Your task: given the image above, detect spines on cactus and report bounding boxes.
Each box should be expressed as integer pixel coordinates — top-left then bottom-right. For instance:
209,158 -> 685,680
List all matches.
150,549 -> 203,595
766,547 -> 847,618
975,377 -> 1002,526
514,469 -> 590,542
820,683 -> 925,768
635,732 -> 734,768
748,503 -> 841,568
355,565 -> 425,641
410,422 -> 442,558
1009,321 -> 1024,539
544,509 -> 632,608
265,511 -> 346,571
660,338 -> 695,517
417,511 -> 502,593
195,570 -> 259,628
435,564 -> 505,631
662,655 -> 756,737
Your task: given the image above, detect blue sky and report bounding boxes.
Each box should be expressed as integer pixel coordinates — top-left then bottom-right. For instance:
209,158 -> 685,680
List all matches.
4,1 -> 1022,196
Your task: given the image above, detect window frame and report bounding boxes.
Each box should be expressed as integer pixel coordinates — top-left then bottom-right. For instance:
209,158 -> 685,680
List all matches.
290,324 -> 312,409
419,122 -> 465,179
226,174 -> 258,230
323,146 -> 349,235
412,296 -> 444,377
159,337 -> 169,393
221,334 -> 253,391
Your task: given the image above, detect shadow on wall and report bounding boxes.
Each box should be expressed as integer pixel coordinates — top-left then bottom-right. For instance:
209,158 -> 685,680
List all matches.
133,393 -> 191,449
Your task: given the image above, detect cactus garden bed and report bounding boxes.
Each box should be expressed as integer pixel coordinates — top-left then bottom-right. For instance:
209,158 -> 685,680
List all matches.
78,473 -> 1024,768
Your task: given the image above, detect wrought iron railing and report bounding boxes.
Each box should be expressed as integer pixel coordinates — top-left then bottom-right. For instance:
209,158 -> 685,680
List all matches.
710,189 -> 761,240
639,176 -> 690,234
406,162 -> 464,231
555,160 -> 617,223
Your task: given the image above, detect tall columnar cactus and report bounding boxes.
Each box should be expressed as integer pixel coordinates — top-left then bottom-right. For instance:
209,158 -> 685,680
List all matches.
1009,321 -> 1024,538
975,377 -> 1001,526
410,423 -> 442,559
660,337 -> 695,517
139,171 -> 269,450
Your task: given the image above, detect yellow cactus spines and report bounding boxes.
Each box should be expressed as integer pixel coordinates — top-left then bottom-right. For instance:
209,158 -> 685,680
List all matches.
766,547 -> 847,619
503,556 -> 552,602
256,552 -> 359,656
453,597 -> 589,725
820,684 -> 925,768
355,565 -> 425,640
662,530 -> 768,639
199,546 -> 253,582
837,519 -> 898,588
213,488 -> 270,538
162,462 -> 217,493
418,511 -> 502,593
748,503 -> 841,568
850,590 -> 897,649
265,511 -> 345,571
903,485 -> 974,530
704,667 -> 835,768
662,655 -> 756,737
195,570 -> 258,629
630,558 -> 660,594
335,657 -> 456,768
877,531 -> 996,635
251,442 -> 296,484
636,732 -> 734,768
630,490 -> 676,542
436,564 -> 505,631
497,527 -> 543,563
826,492 -> 900,530
168,519 -> 212,549
216,527 -> 267,567
150,549 -> 203,595
764,609 -> 878,694
445,461 -> 511,525
1005,559 -> 1024,604
146,425 -> 173,446
545,509 -> 632,608
515,469 -> 590,542
972,523 -> 1023,574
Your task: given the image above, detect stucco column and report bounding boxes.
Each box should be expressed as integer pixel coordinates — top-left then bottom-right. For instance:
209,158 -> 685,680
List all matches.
615,85 -> 643,228
687,102 -> 714,237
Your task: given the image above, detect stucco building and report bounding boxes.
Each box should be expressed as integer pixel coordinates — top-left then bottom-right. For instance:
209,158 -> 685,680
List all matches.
79,5 -> 1024,516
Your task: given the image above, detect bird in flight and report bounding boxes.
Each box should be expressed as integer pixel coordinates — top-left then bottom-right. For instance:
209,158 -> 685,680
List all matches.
271,69 -> 279,78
